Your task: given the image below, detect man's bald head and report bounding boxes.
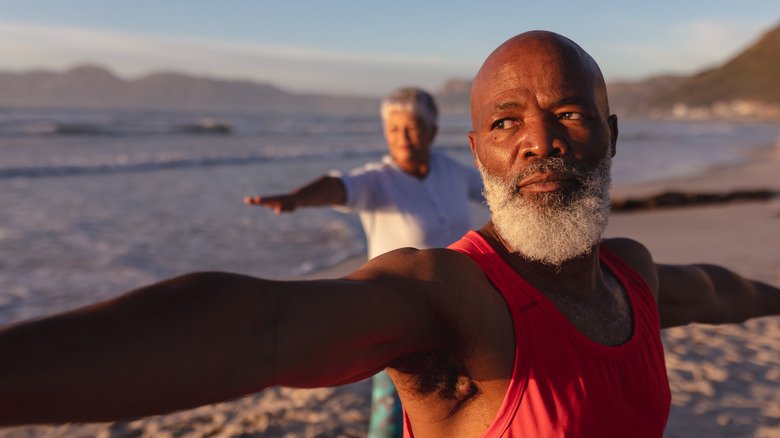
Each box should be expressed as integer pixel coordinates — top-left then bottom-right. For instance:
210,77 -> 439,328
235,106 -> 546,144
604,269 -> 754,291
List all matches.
470,31 -> 611,127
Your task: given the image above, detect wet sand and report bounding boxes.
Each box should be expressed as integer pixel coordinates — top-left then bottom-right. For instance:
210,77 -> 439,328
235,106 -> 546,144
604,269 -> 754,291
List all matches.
3,146 -> 780,437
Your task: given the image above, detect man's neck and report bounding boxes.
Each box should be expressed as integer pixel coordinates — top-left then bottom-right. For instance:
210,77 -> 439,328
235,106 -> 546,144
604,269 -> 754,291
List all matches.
477,222 -> 604,301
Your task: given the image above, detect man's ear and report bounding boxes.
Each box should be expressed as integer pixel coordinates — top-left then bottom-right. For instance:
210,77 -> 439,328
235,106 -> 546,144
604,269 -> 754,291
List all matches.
608,114 -> 618,157
467,131 -> 479,167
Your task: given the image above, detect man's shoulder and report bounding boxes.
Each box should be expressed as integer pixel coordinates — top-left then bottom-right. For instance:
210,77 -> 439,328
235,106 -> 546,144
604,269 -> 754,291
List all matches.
602,237 -> 654,269
601,237 -> 658,295
350,247 -> 484,283
343,247 -> 491,311
602,237 -> 648,255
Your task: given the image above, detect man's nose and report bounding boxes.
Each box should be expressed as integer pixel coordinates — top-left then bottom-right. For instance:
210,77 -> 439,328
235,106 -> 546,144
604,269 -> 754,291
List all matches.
518,117 -> 568,160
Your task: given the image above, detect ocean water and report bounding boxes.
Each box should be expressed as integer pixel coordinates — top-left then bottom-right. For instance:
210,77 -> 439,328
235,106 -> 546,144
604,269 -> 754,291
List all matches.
0,107 -> 778,325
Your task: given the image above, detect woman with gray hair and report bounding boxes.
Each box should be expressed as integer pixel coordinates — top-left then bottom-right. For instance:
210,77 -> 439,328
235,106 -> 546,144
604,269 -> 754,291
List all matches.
245,87 -> 483,437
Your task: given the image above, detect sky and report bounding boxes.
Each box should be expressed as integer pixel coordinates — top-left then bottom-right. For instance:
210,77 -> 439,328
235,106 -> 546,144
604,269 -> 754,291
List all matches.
1,1 -> 778,97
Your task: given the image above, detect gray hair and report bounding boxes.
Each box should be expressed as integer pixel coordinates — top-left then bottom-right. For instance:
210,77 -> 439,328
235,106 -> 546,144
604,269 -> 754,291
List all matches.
380,87 -> 438,128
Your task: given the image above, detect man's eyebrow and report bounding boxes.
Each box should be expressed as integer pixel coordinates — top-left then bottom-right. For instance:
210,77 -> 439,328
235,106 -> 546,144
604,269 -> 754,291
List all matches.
552,97 -> 592,108
491,101 -> 524,112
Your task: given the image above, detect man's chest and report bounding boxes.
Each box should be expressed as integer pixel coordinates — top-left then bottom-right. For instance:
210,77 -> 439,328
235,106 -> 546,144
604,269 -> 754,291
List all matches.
542,271 -> 634,346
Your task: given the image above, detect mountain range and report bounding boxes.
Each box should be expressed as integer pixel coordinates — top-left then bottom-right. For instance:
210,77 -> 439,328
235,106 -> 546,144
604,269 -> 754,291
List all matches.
0,66 -> 378,113
1,22 -> 778,120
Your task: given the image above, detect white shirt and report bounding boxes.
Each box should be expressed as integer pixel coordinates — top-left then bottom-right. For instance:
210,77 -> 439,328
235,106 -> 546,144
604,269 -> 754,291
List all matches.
333,151 -> 484,259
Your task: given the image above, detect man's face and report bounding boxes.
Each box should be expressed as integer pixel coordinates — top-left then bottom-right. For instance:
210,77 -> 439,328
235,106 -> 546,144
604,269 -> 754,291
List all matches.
383,111 -> 434,168
468,33 -> 618,265
468,36 -> 616,190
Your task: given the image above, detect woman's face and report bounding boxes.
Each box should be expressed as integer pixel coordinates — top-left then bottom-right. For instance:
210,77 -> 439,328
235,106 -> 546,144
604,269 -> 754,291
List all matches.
383,110 -> 435,170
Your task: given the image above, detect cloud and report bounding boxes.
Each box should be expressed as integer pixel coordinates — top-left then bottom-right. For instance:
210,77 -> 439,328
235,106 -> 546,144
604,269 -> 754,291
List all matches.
673,18 -> 765,61
603,17 -> 771,79
0,21 -> 475,95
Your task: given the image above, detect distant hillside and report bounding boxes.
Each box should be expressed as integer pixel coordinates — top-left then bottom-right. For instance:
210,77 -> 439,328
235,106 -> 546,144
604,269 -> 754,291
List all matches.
0,63 -> 475,115
435,78 -> 472,114
607,22 -> 780,120
606,75 -> 688,118
0,65 -> 378,113
651,23 -> 780,108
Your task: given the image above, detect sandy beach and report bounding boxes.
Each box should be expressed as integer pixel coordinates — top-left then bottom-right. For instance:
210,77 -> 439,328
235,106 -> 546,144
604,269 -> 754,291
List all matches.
3,143 -> 780,437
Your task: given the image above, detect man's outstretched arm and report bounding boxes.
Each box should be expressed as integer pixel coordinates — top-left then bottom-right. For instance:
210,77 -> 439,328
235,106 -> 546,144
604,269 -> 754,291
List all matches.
0,253 -> 454,425
244,175 -> 346,214
656,263 -> 780,328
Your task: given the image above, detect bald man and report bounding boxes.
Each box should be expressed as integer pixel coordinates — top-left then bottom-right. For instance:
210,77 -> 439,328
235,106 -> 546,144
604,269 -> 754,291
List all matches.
1,31 -> 779,437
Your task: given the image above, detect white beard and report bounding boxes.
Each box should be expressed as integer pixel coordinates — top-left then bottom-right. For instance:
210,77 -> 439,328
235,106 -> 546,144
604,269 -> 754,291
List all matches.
478,156 -> 612,267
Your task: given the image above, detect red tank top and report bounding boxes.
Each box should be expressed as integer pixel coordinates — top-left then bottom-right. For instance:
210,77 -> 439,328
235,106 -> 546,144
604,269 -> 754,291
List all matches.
403,231 -> 671,437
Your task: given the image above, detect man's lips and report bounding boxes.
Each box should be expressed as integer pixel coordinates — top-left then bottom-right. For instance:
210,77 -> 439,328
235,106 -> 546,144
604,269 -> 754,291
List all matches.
518,172 -> 578,193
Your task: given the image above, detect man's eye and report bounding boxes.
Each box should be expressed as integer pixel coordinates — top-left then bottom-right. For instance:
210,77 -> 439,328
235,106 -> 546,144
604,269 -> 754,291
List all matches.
558,112 -> 583,120
491,118 -> 519,130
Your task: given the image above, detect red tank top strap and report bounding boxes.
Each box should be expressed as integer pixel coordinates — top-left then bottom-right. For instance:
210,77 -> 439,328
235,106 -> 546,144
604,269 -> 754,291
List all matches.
597,244 -> 662,333
448,230 -> 536,310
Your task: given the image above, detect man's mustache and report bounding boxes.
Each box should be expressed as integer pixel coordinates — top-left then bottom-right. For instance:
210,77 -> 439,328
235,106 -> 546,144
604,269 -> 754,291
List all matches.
508,157 -> 591,191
